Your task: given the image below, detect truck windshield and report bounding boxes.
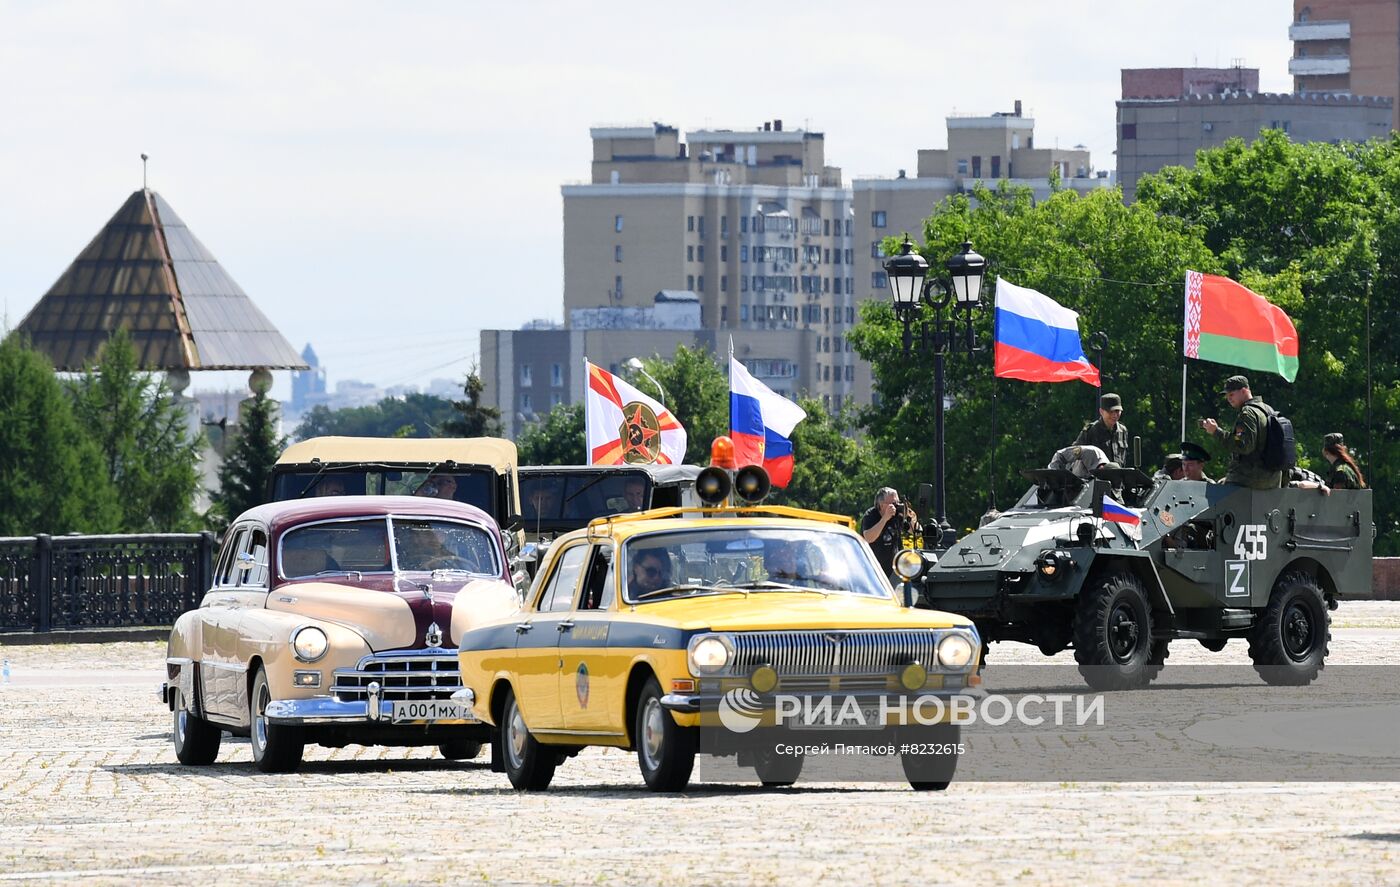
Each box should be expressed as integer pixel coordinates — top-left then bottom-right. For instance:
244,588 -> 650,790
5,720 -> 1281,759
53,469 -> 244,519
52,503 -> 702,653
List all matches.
521,471 -> 651,524
271,468 -> 495,515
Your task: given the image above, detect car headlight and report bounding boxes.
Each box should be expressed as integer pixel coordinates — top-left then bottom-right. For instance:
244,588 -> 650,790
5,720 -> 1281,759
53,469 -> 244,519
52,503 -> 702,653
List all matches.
893,549 -> 930,582
291,626 -> 329,663
688,635 -> 733,675
936,632 -> 975,670
1037,550 -> 1072,578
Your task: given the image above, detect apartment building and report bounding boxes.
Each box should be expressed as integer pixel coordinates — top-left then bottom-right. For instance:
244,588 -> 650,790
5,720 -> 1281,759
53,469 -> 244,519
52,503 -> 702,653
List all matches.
560,120 -> 859,408
1117,66 -> 1393,199
851,103 -> 1111,358
1291,0 -> 1400,130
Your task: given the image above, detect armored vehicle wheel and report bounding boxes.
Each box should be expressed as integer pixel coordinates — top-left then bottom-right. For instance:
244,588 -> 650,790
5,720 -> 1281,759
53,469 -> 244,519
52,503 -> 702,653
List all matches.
635,677 -> 696,791
1144,639 -> 1170,682
1199,639 -> 1228,653
1248,572 -> 1330,686
250,666 -> 304,773
1073,571 -> 1156,690
438,739 -> 482,760
499,687 -> 556,790
172,686 -> 221,766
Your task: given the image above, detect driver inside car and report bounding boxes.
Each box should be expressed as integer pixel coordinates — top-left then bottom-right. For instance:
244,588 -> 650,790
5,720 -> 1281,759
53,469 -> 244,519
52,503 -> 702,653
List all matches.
628,548 -> 673,596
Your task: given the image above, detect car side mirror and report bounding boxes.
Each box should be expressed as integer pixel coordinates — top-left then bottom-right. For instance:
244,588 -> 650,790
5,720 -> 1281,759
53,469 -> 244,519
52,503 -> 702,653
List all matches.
519,543 -> 539,564
235,552 -> 255,573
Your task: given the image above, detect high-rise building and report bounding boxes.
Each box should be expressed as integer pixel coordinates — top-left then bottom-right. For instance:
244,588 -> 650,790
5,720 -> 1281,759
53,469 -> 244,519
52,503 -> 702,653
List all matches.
1291,0 -> 1400,130
1117,66 -> 1392,199
852,104 -> 1111,352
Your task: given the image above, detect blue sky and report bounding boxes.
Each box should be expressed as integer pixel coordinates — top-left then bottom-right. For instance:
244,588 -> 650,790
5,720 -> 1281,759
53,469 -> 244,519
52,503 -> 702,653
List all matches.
0,1 -> 1293,396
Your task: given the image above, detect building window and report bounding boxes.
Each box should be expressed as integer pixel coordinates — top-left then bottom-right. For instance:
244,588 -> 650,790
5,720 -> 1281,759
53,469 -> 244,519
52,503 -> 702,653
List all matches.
991,155 -> 1001,178
741,244 -> 749,262
956,158 -> 968,175
521,393 -> 532,411
871,210 -> 887,228
687,215 -> 695,232
741,216 -> 748,233
687,245 -> 694,262
824,219 -> 831,236
1121,123 -> 1137,140
824,308 -> 830,325
687,274 -> 694,290
614,275 -> 623,300
741,305 -> 749,321
742,275 -> 749,292
614,245 -> 623,263
871,241 -> 885,259
847,306 -> 855,323
845,219 -> 852,236
872,271 -> 887,290
721,275 -> 728,292
971,156 -> 981,178
698,245 -> 705,262
846,365 -> 854,381
721,245 -> 728,262
520,365 -> 532,386
614,215 -> 623,232
844,248 -> 852,264
721,216 -> 729,238
698,216 -> 705,237
551,363 -> 563,386
697,275 -> 704,290
721,305 -> 728,323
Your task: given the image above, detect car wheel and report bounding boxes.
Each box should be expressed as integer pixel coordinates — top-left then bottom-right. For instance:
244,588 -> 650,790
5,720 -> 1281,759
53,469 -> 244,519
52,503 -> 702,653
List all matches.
1073,571 -> 1154,690
1143,639 -> 1170,684
250,666 -> 305,773
900,723 -> 960,791
1248,571 -> 1330,686
753,747 -> 804,787
438,739 -> 482,761
499,687 -> 556,790
635,676 -> 696,792
172,685 -> 221,766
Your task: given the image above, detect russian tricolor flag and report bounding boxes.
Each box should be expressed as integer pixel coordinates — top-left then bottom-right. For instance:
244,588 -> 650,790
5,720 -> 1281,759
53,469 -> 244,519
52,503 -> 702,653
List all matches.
1100,495 -> 1141,526
994,278 -> 1101,386
730,357 -> 807,488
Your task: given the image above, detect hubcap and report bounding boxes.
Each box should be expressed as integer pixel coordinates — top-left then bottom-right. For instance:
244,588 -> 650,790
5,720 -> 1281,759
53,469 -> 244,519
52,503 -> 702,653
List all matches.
506,701 -> 527,770
1283,600 -> 1315,661
253,684 -> 269,753
641,697 -> 665,769
175,701 -> 187,746
1108,602 -> 1141,663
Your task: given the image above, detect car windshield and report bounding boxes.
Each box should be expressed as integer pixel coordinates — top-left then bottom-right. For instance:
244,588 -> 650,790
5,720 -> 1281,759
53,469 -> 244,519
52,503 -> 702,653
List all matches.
279,517 -> 501,579
621,527 -> 888,603
270,468 -> 495,513
520,471 -> 651,524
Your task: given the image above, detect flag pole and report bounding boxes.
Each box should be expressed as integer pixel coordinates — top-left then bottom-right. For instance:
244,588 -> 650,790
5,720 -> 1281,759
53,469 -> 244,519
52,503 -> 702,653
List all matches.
728,335 -> 734,440
582,357 -> 590,465
988,377 -> 998,512
1180,359 -> 1188,443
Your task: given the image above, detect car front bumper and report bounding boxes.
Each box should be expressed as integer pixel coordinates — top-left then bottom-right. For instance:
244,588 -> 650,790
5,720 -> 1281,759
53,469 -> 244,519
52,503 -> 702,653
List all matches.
262,695 -> 481,726
659,686 -> 984,714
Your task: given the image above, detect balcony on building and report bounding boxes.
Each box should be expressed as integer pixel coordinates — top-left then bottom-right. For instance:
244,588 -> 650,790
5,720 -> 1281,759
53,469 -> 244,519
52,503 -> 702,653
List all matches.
1289,56 -> 1351,76
1289,20 -> 1351,41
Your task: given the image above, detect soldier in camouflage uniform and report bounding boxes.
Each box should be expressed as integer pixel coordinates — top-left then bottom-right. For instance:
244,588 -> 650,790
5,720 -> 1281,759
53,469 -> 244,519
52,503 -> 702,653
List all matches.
1322,432 -> 1366,489
1201,375 -> 1282,490
1074,393 -> 1129,466
1179,441 -> 1216,483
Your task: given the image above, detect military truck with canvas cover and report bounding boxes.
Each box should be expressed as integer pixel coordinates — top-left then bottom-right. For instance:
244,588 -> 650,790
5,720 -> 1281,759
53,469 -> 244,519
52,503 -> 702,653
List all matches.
907,467 -> 1373,689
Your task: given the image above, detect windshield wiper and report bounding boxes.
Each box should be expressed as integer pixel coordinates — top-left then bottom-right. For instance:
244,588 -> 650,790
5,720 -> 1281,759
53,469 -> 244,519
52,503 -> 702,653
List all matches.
632,584 -> 743,601
730,580 -> 832,595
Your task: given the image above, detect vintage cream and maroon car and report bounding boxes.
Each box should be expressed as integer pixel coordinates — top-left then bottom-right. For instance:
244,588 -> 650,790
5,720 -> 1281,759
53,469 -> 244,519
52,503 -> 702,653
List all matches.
160,495 -> 520,772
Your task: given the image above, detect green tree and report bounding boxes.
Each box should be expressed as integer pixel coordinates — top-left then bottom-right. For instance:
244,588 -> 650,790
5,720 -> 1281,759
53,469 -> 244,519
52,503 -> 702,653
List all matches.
69,330 -> 203,532
635,345 -> 728,464
767,398 -> 891,520
438,369 -> 502,438
1137,131 -> 1400,549
293,393 -> 457,441
211,391 -> 286,527
0,335 -> 118,535
850,183 -> 1220,534
517,402 -> 584,465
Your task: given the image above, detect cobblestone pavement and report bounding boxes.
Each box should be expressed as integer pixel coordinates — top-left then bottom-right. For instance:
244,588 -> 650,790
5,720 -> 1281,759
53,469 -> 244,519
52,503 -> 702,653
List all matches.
1,603 -> 1397,885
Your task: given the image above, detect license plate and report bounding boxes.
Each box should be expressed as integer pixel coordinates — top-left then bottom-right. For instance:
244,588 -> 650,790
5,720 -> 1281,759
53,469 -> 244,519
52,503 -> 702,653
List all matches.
390,700 -> 475,724
789,702 -> 885,730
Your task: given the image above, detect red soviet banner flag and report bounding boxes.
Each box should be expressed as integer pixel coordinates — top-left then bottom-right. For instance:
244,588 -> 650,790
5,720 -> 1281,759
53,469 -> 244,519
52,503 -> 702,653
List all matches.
1184,271 -> 1299,382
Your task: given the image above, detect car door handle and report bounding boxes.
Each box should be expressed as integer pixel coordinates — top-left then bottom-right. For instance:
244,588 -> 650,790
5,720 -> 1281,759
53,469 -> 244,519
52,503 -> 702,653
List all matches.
557,621 -> 575,632
515,622 -> 532,634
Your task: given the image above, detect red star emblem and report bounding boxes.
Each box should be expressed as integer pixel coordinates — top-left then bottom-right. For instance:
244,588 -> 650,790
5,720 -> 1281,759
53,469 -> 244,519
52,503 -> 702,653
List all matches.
622,404 -> 660,462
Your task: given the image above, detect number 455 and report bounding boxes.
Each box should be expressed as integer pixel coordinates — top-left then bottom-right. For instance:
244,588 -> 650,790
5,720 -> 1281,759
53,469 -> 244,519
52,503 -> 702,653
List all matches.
1233,524 -> 1267,561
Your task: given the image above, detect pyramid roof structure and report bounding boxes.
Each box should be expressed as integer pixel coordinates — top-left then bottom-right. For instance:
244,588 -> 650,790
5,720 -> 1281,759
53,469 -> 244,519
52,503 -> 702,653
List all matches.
17,189 -> 306,371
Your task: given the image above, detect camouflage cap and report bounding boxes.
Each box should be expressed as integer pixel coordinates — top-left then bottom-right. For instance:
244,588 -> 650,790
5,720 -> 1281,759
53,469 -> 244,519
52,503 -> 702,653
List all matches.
1220,375 -> 1250,393
1099,392 -> 1123,412
1323,432 -> 1344,448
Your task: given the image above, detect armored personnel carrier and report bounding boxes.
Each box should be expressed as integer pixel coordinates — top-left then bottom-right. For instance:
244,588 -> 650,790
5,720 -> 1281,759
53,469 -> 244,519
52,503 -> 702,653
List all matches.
904,467 -> 1373,689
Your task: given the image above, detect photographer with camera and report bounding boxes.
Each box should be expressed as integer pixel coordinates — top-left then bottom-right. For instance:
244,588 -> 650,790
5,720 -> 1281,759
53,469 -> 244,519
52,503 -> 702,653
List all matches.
861,487 -> 920,576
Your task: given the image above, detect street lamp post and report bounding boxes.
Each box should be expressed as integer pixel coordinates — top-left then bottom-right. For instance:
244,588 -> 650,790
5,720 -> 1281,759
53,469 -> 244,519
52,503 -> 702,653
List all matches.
882,236 -> 987,549
623,357 -> 667,406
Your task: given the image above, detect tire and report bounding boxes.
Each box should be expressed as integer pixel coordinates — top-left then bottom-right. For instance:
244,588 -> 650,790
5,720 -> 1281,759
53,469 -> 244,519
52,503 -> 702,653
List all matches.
753,747 -> 804,787
1073,571 -> 1155,691
900,723 -> 961,791
635,677 -> 696,792
439,739 -> 483,761
1198,638 -> 1228,653
250,666 -> 305,773
1248,571 -> 1330,686
499,687 -> 556,790
1143,639 -> 1170,684
172,685 -> 221,766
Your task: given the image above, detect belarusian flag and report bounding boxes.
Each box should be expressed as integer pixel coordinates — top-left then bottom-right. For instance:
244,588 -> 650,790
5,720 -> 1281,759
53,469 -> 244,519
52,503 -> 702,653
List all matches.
1184,271 -> 1299,382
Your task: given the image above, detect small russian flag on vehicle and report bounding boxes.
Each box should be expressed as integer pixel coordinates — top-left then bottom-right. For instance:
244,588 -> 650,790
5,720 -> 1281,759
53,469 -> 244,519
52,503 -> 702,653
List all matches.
1100,495 -> 1141,527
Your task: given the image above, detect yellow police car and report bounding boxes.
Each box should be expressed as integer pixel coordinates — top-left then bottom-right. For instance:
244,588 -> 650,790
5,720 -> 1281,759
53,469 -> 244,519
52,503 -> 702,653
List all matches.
454,463 -> 982,792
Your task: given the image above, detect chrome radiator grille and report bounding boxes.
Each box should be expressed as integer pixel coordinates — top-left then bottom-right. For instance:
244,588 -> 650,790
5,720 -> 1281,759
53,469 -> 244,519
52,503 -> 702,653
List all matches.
331,654 -> 462,702
728,629 -> 944,676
